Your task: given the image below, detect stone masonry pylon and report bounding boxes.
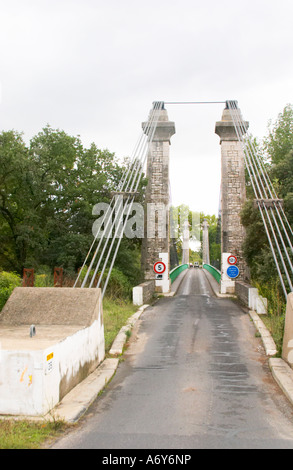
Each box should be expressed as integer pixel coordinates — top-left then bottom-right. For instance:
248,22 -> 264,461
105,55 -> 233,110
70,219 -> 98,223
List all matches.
141,104 -> 175,292
202,219 -> 210,266
215,104 -> 250,291
182,220 -> 190,266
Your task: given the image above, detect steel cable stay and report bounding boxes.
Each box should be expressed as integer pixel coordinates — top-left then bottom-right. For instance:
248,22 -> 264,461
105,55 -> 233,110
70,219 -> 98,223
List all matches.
84,101 -> 162,289
228,101 -> 293,294
232,103 -> 293,283
74,101 -> 164,295
227,101 -> 293,296
253,143 -> 293,240
230,103 -> 293,254
227,101 -> 289,297
230,104 -> 293,283
73,120 -> 151,288
93,102 -> 164,295
95,102 -> 164,295
79,103 -> 161,288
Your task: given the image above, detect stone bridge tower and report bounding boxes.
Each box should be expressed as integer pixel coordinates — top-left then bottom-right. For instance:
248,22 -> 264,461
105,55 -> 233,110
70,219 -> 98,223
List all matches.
182,220 -> 190,266
202,219 -> 210,266
141,104 -> 175,292
215,104 -> 250,293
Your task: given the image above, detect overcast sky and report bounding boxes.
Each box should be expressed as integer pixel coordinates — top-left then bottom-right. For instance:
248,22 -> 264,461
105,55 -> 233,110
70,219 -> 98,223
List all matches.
0,0 -> 292,215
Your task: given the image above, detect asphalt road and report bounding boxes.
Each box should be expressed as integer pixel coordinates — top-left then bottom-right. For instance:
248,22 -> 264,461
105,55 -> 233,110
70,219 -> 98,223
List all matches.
51,268 -> 293,449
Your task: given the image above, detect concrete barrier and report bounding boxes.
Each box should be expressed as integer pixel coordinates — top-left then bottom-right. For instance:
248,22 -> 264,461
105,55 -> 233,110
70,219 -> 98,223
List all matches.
133,280 -> 155,306
0,287 -> 105,417
235,281 -> 268,314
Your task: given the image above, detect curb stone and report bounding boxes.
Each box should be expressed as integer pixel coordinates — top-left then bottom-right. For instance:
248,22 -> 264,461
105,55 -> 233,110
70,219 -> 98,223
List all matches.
249,310 -> 277,356
269,358 -> 293,408
249,310 -> 293,408
53,304 -> 149,422
109,304 -> 149,356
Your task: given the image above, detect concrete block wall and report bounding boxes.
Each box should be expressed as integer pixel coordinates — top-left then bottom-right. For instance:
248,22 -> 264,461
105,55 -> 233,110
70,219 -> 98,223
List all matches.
235,281 -> 268,314
133,280 -> 155,306
0,287 -> 105,416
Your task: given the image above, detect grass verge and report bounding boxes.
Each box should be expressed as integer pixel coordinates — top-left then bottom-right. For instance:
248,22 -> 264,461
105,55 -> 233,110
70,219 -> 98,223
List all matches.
252,280 -> 287,357
261,314 -> 285,357
103,296 -> 138,353
0,419 -> 67,449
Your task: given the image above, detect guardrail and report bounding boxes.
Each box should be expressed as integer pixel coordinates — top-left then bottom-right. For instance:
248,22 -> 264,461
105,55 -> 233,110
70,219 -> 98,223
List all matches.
203,264 -> 221,284
169,264 -> 189,284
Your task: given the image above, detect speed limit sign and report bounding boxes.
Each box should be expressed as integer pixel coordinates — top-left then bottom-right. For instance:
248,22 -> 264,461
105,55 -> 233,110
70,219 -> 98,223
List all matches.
228,255 -> 237,265
153,261 -> 166,274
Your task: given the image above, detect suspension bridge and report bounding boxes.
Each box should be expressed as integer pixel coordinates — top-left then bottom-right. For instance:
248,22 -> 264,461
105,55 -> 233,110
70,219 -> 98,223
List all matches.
1,100 -> 293,425
73,100 -> 293,300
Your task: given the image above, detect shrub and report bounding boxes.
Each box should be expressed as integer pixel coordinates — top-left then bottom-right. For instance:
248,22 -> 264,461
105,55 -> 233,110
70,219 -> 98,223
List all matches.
102,267 -> 132,299
34,265 -> 54,287
75,266 -> 132,299
0,271 -> 22,311
35,274 -> 54,287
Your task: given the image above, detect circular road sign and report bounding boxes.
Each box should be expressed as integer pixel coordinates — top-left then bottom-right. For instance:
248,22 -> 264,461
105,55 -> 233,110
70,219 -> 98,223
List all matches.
153,261 -> 166,274
227,265 -> 240,279
228,255 -> 238,265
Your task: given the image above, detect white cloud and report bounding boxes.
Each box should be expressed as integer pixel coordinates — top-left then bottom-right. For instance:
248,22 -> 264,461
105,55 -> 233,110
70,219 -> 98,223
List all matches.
0,0 -> 292,215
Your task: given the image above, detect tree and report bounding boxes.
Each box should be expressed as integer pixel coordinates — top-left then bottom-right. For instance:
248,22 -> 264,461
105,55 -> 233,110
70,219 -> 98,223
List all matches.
263,105 -> 293,165
0,126 -> 126,275
199,213 -> 221,268
0,130 -> 33,271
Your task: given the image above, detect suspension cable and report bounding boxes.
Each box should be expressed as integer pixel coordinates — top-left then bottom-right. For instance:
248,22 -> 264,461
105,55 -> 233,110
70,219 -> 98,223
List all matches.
87,103 -> 161,289
74,101 -> 164,296
84,104 -> 160,288
97,102 -> 164,295
230,104 -> 293,281
227,100 -> 293,296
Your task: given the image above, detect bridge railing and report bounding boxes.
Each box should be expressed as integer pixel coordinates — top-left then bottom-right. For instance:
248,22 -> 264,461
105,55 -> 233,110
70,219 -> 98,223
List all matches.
169,264 -> 189,284
203,264 -> 221,284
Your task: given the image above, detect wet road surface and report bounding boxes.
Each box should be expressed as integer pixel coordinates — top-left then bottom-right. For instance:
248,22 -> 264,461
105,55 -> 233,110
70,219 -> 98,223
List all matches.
51,268 -> 293,449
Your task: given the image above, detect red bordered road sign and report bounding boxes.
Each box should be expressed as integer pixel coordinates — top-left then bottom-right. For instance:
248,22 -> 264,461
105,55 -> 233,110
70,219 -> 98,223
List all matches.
153,261 -> 166,274
228,255 -> 237,265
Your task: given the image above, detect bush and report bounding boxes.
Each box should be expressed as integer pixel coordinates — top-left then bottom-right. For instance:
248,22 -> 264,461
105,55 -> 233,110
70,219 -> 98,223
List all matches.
76,265 -> 132,299
253,278 -> 286,356
0,271 -> 22,311
35,274 -> 54,287
34,266 -> 54,287
102,267 -> 132,299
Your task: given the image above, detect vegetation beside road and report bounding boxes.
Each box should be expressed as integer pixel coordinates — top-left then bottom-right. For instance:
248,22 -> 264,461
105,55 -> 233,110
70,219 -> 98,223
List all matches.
103,297 -> 138,353
0,418 -> 66,449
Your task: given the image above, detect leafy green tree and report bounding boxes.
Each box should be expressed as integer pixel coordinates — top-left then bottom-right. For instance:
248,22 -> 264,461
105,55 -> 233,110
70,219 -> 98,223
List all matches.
0,130 -> 33,271
199,213 -> 221,268
263,105 -> 293,165
0,126 -> 125,273
0,124 -> 148,295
